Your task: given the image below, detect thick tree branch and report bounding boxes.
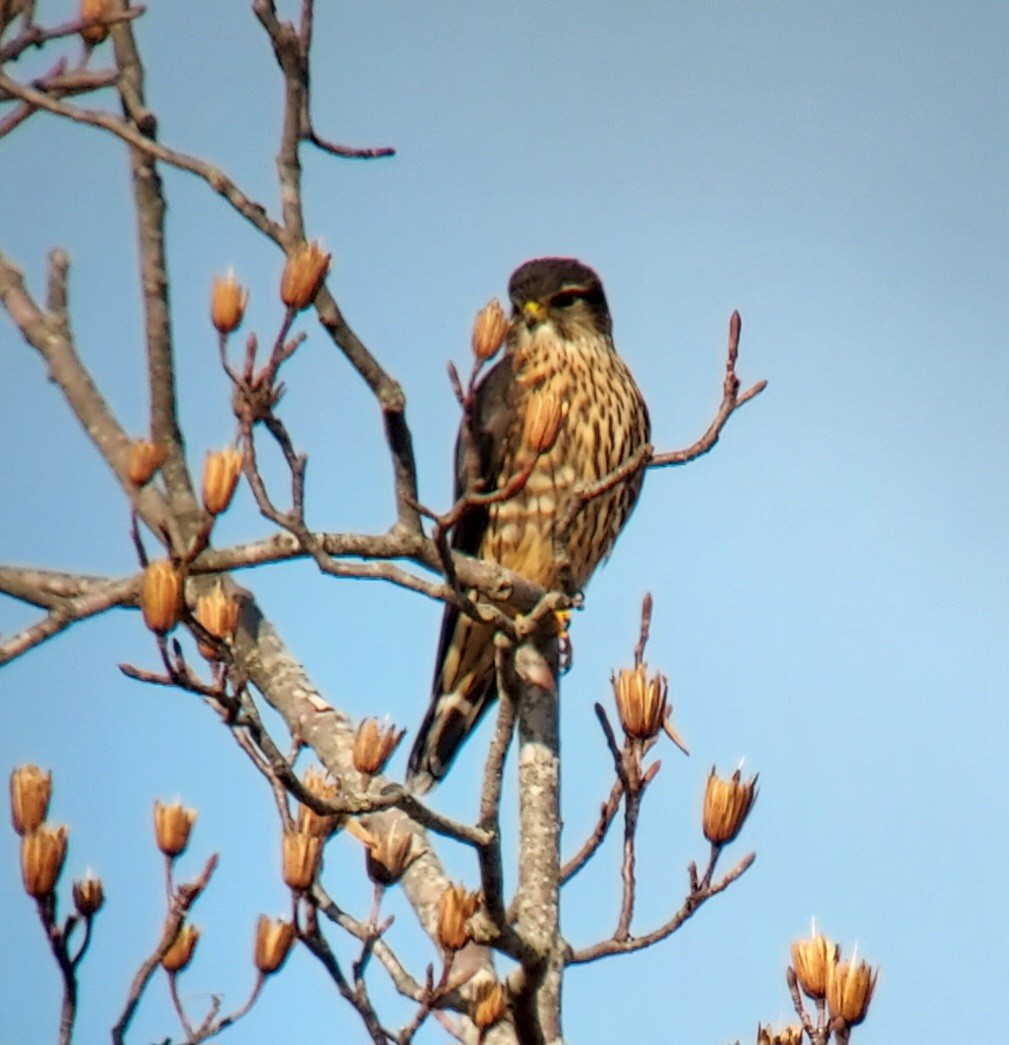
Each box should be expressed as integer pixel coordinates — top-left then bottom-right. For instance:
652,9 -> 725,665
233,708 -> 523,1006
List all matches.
508,634 -> 564,1045
105,5 -> 201,524
0,574 -> 136,666
250,1 -> 418,533
0,529 -> 556,667
0,245 -> 175,540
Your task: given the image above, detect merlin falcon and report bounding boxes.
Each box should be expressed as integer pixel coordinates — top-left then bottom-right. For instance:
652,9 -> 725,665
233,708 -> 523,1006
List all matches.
407,257 -> 650,791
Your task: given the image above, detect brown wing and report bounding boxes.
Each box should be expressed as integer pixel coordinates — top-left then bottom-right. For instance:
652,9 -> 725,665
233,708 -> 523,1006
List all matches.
407,357 -> 516,791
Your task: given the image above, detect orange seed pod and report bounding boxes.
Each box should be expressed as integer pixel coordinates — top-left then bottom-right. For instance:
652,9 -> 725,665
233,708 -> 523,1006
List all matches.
20,824 -> 68,899
193,584 -> 240,659
352,718 -> 405,776
436,883 -> 480,952
80,0 -> 111,44
10,764 -> 52,836
281,830 -> 322,891
702,766 -> 758,845
73,871 -> 105,916
210,271 -> 248,334
280,242 -> 331,311
140,561 -> 182,634
253,914 -> 296,974
153,800 -> 197,859
161,924 -> 199,973
202,448 -> 243,516
522,389 -> 564,455
127,440 -> 167,486
471,300 -> 508,361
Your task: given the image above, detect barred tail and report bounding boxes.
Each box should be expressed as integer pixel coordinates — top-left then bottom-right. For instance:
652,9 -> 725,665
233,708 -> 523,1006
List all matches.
407,610 -> 498,792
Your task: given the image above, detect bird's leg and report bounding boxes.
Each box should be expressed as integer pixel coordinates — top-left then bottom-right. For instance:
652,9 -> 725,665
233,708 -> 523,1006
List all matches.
554,610 -> 573,676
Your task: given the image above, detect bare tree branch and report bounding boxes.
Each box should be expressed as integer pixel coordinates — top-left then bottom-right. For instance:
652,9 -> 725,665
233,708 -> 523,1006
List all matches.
0,70 -> 283,240
111,854 -> 219,1045
0,245 -> 176,540
568,851 -> 756,964
0,5 -> 143,63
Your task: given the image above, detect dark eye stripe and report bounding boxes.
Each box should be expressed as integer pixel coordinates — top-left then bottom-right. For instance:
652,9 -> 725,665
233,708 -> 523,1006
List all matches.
550,284 -> 605,310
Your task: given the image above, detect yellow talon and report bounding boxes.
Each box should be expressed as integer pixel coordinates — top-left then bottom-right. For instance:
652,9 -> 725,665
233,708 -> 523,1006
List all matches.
555,610 -> 573,675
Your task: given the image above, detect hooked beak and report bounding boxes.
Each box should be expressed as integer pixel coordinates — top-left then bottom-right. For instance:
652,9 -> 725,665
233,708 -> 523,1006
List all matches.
521,299 -> 547,328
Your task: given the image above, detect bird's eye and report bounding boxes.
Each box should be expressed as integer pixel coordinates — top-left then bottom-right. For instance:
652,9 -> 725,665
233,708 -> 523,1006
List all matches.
550,290 -> 581,309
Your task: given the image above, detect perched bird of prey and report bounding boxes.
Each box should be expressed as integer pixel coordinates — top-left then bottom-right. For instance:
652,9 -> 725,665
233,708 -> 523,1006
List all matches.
407,257 -> 650,792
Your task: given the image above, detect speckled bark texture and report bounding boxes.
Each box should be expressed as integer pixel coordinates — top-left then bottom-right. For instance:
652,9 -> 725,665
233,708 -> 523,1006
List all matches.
514,637 -> 564,1045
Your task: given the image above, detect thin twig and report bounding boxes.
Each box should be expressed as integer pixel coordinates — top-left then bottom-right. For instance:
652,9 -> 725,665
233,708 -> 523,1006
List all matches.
0,73 -> 283,241
633,592 -> 653,668
32,898 -> 83,1045
568,851 -> 755,964
650,310 -> 766,468
786,966 -> 821,1042
0,59 -> 118,138
166,973 -> 197,1042
0,6 -> 144,62
307,127 -> 395,159
111,855 -> 218,1045
559,779 -> 624,885
615,783 -> 642,942
312,883 -> 425,1003
299,900 -> 390,1045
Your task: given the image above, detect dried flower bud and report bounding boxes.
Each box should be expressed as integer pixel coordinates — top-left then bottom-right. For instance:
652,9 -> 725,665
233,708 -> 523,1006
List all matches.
73,871 -> 105,916
161,923 -> 200,973
210,271 -> 248,334
472,978 -> 508,1031
791,929 -> 837,1000
471,300 -> 508,361
127,440 -> 167,486
612,665 -> 668,740
357,822 -> 417,887
153,800 -> 196,858
756,1025 -> 803,1045
140,561 -> 182,634
253,914 -> 296,974
436,883 -> 481,952
702,766 -> 758,845
352,718 -> 406,776
21,824 -> 68,898
612,665 -> 688,753
280,241 -> 331,311
297,767 -> 343,838
194,584 -> 240,660
522,389 -> 564,455
202,448 -> 243,516
10,764 -> 52,836
282,830 -> 322,891
826,954 -> 878,1027
80,0 -> 111,44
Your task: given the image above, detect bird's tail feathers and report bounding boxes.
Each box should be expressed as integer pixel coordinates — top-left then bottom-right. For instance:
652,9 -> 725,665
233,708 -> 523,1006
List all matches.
407,616 -> 498,792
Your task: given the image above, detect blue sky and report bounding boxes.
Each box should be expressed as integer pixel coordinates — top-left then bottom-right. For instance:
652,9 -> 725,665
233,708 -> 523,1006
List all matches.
2,2 -> 1007,1042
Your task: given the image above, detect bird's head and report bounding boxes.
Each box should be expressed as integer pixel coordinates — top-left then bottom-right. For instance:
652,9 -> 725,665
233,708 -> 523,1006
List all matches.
508,257 -> 613,341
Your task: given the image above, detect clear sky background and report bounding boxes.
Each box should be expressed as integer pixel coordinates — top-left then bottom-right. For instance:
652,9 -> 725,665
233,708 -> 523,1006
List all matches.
2,2 -> 1007,1043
